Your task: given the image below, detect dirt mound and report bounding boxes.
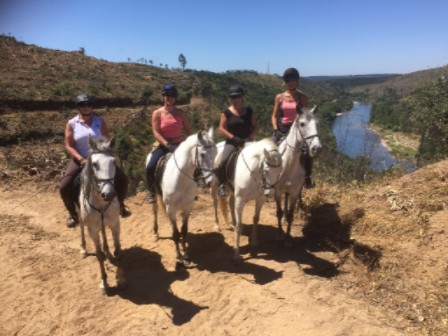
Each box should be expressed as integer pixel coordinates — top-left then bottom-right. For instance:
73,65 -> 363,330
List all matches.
1,159 -> 447,335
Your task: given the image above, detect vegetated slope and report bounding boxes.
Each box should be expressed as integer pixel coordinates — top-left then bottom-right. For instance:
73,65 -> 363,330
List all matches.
348,65 -> 448,97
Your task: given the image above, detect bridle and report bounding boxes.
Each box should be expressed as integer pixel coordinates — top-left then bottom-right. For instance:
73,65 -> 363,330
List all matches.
173,142 -> 216,183
282,116 -> 319,154
241,149 -> 282,192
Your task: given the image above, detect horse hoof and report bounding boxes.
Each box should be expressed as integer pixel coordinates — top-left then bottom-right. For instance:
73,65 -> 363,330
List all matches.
80,251 -> 87,259
100,287 -> 108,296
233,255 -> 243,264
250,250 -> 258,258
175,261 -> 185,271
152,234 -> 159,242
213,225 -> 220,233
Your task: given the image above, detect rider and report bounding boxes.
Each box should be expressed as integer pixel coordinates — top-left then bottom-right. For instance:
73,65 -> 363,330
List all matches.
146,84 -> 191,204
271,67 -> 314,189
59,93 -> 131,228
216,85 -> 258,197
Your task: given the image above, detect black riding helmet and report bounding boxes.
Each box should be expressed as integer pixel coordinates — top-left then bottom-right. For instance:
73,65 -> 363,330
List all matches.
75,93 -> 93,105
228,85 -> 244,97
283,68 -> 300,82
162,84 -> 178,96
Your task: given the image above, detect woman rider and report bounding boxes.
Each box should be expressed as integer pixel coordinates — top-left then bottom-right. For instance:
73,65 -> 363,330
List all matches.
216,85 -> 258,197
146,84 -> 191,204
59,93 -> 131,228
271,67 -> 314,188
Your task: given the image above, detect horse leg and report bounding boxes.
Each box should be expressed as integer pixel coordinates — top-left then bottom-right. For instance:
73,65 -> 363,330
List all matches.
90,230 -> 108,295
229,193 -> 237,228
275,196 -> 284,240
109,219 -> 126,289
80,220 -> 87,259
233,195 -> 244,262
210,182 -> 221,232
100,218 -> 114,262
151,199 -> 159,242
167,210 -> 183,270
250,197 -> 264,257
180,211 -> 190,264
284,193 -> 299,248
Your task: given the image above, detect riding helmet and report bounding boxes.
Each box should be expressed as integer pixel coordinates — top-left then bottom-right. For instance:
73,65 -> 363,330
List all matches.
228,85 -> 244,97
75,93 -> 93,105
161,84 -> 178,96
283,68 -> 300,82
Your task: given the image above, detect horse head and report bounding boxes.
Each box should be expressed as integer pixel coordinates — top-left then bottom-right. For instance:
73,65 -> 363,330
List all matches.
261,144 -> 283,197
196,127 -> 218,186
87,136 -> 117,202
294,105 -> 322,157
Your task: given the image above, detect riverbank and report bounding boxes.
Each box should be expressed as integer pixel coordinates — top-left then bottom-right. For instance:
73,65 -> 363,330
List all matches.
369,123 -> 419,158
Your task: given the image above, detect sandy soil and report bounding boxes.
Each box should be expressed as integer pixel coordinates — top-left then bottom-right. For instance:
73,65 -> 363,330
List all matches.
0,185 -> 407,336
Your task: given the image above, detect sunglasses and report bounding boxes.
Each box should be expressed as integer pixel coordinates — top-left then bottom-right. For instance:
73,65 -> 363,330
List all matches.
230,95 -> 242,99
163,93 -> 177,98
77,102 -> 92,107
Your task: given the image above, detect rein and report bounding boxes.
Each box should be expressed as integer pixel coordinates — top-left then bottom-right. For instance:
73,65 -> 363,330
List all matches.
241,149 -> 282,191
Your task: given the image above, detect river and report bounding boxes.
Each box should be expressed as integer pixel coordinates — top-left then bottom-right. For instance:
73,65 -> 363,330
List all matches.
332,101 -> 415,172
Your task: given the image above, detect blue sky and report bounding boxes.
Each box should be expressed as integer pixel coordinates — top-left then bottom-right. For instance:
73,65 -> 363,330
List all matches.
1,0 -> 447,76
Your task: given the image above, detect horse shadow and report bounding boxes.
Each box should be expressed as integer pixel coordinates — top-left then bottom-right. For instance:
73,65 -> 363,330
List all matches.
114,246 -> 206,326
187,231 -> 283,285
234,202 -> 382,276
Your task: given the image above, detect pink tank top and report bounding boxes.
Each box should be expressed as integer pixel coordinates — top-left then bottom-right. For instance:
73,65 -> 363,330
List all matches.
160,115 -> 183,143
280,100 -> 298,125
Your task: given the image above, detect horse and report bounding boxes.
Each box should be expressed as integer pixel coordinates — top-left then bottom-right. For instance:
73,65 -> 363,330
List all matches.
145,128 -> 217,270
275,106 -> 322,246
214,138 -> 283,261
78,136 -> 126,295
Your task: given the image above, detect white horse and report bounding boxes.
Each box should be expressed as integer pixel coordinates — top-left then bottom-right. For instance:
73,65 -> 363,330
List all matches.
275,106 -> 322,246
214,138 -> 283,261
145,128 -> 217,270
79,136 -> 125,295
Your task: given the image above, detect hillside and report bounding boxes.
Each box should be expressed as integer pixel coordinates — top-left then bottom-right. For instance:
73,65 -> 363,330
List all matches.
348,65 -> 448,97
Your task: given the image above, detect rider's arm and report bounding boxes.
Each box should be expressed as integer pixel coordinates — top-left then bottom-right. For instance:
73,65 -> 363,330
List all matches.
218,112 -> 234,140
271,94 -> 282,131
152,109 -> 169,147
64,121 -> 86,164
299,93 -> 309,108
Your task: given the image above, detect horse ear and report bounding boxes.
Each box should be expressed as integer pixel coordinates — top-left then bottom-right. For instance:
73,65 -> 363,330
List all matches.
263,148 -> 269,160
109,137 -> 115,148
207,127 -> 214,140
197,130 -> 204,142
310,105 -> 318,114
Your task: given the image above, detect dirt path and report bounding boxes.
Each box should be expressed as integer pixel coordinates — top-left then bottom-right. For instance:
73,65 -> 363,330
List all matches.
0,187 -> 404,335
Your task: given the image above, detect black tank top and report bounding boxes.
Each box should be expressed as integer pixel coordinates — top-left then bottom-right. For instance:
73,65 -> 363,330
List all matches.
224,107 -> 253,142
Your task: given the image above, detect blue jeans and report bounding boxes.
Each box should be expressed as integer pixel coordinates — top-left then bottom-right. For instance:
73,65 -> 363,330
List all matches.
146,146 -> 169,175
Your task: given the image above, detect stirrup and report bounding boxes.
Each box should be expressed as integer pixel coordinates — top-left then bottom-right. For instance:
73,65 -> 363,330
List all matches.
218,184 -> 227,197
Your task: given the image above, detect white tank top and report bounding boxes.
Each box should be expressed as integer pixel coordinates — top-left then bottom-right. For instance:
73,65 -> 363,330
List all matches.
69,114 -> 103,158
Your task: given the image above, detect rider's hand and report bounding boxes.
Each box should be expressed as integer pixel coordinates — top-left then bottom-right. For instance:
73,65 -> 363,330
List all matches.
80,158 -> 87,166
231,136 -> 245,147
167,144 -> 177,152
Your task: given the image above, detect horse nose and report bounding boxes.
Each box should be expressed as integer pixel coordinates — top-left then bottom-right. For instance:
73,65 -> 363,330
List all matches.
311,145 -> 322,156
101,190 -> 116,202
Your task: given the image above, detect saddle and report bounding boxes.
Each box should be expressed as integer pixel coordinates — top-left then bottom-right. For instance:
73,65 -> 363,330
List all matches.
222,147 -> 243,192
153,153 -> 172,197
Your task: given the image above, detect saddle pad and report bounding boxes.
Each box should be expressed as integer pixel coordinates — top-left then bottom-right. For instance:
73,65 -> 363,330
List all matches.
224,148 -> 243,192
154,153 -> 172,196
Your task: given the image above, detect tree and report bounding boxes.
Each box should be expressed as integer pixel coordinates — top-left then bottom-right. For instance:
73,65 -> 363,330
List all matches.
178,53 -> 187,71
410,73 -> 448,167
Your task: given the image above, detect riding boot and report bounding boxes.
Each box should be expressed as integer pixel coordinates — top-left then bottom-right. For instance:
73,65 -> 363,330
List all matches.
146,171 -> 156,204
301,153 -> 315,189
217,161 -> 227,198
66,211 -> 79,228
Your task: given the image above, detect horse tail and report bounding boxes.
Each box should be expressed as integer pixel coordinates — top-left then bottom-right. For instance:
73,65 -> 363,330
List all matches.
219,196 -> 229,225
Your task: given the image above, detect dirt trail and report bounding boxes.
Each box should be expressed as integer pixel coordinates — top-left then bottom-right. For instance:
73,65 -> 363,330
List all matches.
0,187 -> 404,335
